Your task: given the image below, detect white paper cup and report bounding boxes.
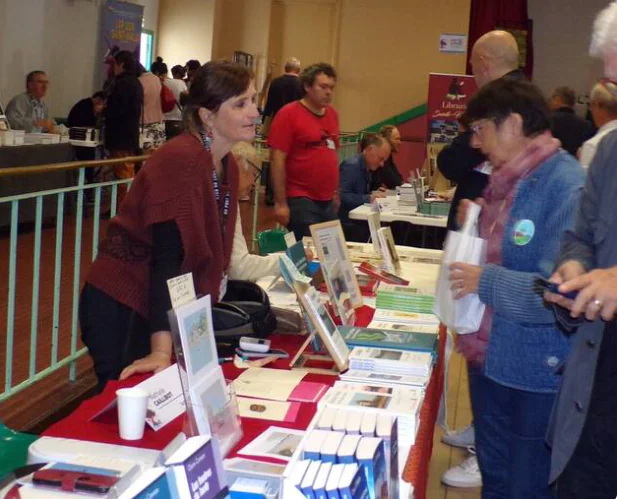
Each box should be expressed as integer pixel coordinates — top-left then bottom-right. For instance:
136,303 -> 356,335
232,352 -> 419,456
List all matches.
116,387 -> 149,440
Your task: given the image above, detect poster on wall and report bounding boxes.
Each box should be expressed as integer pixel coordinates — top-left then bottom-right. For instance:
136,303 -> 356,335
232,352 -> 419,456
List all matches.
100,0 -> 144,87
426,73 -> 477,145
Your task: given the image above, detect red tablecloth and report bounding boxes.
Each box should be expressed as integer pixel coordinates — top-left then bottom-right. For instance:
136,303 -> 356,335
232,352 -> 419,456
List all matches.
43,306 -> 445,499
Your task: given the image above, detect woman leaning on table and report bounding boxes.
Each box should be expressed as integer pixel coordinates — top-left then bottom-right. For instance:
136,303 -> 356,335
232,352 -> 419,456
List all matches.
79,60 -> 260,392
449,79 -> 584,498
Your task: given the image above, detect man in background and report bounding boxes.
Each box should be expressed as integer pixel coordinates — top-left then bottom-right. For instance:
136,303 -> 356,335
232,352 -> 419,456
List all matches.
6,70 -> 56,132
339,133 -> 391,241
370,125 -> 404,190
578,80 -> 617,168
438,29 -> 523,490
268,62 -> 339,241
263,57 -> 303,124
550,86 -> 593,156
184,59 -> 201,89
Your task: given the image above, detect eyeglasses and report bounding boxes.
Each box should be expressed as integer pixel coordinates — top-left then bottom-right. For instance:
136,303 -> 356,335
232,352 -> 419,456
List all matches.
469,118 -> 494,137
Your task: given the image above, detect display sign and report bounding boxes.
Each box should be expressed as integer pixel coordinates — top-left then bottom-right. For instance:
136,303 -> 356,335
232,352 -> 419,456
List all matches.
101,0 -> 144,86
439,34 -> 468,53
426,73 -> 477,145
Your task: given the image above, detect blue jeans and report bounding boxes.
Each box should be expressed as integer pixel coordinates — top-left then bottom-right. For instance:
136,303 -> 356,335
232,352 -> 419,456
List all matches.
287,197 -> 336,241
471,373 -> 556,499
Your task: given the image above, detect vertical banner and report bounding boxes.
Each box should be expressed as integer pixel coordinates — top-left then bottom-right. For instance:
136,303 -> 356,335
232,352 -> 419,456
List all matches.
426,73 -> 477,146
100,0 -> 144,87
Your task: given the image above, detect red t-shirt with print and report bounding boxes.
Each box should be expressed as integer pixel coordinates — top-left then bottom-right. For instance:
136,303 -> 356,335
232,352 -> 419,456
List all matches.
268,101 -> 340,201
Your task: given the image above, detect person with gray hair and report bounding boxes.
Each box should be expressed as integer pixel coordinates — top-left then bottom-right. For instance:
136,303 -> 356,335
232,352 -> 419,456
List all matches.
550,85 -> 593,156
578,79 -> 617,167
338,133 -> 390,241
545,2 -> 617,496
263,57 -> 303,122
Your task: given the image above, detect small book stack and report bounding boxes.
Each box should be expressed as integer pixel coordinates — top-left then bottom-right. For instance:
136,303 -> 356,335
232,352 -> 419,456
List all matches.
337,325 -> 438,357
348,347 -> 434,377
375,284 -> 435,314
371,308 -> 440,327
339,369 -> 431,389
398,184 -> 416,205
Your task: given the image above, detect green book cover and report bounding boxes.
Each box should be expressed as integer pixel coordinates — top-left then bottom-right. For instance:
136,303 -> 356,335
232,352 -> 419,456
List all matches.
338,326 -> 438,354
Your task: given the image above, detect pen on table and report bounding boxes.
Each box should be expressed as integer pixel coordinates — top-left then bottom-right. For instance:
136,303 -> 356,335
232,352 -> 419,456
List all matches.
218,357 -> 234,364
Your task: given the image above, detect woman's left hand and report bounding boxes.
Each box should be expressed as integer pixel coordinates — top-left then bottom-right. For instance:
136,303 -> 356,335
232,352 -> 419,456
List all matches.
449,262 -> 483,299
560,266 -> 617,321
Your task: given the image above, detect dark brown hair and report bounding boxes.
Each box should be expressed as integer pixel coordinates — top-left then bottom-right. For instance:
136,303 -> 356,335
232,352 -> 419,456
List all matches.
186,60 -> 253,130
299,62 -> 337,90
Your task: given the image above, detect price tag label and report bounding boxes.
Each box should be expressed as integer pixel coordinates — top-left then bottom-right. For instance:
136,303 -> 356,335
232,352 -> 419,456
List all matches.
167,273 -> 196,309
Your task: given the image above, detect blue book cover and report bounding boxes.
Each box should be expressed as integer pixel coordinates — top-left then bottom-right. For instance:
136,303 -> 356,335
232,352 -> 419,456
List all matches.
313,462 -> 332,499
377,414 -> 399,499
300,460 -> 322,498
339,463 -> 369,499
166,436 -> 228,499
338,326 -> 437,354
356,437 -> 388,499
325,463 -> 345,499
286,241 -> 308,275
336,434 -> 362,464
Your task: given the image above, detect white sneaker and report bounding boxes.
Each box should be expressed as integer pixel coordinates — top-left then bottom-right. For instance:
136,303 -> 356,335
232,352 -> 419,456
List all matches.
441,449 -> 482,488
441,424 -> 475,448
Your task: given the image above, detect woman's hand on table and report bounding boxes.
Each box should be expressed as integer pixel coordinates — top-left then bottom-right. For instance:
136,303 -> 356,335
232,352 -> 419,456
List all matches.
449,262 -> 483,299
119,351 -> 171,380
553,265 -> 617,321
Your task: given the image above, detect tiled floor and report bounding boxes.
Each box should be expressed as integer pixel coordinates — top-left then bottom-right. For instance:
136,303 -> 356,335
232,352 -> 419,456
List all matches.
427,349 -> 482,499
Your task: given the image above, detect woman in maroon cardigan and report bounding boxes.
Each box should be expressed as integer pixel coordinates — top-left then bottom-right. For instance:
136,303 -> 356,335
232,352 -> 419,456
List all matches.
80,61 -> 260,390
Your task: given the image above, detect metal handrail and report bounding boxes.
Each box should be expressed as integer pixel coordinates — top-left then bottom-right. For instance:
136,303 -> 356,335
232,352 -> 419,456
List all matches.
0,155 -> 149,178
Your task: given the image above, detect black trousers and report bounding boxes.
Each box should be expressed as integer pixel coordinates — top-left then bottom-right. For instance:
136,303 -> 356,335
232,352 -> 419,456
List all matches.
79,284 -> 151,392
287,197 -> 336,242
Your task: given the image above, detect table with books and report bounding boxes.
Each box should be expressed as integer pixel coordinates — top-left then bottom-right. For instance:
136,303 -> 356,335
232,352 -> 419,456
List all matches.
31,240 -> 446,499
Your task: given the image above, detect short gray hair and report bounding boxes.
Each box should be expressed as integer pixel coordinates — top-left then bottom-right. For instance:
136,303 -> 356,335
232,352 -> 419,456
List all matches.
231,142 -> 259,172
591,81 -> 617,115
284,57 -> 301,72
591,1 -> 617,56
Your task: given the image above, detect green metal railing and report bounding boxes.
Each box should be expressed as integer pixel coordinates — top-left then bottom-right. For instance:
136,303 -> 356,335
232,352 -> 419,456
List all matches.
0,134 -> 362,403
0,155 -> 146,402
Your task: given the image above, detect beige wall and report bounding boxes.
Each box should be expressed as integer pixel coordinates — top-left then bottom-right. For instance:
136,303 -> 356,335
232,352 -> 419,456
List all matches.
157,0 -> 216,68
212,0 -> 272,91
336,0 -> 470,130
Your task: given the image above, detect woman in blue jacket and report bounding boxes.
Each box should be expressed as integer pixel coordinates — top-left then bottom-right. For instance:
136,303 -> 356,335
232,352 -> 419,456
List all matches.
449,79 -> 585,498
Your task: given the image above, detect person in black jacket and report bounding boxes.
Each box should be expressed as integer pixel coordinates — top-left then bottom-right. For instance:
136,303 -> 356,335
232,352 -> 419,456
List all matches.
549,86 -> 593,156
370,125 -> 404,190
104,50 -> 144,202
438,30 -> 524,232
263,57 -> 303,121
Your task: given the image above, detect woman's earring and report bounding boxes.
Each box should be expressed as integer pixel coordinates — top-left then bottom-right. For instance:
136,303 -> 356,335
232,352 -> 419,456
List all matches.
202,128 -> 213,152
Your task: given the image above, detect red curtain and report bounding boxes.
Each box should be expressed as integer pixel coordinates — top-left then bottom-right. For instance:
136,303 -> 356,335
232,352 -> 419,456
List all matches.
466,0 -> 533,79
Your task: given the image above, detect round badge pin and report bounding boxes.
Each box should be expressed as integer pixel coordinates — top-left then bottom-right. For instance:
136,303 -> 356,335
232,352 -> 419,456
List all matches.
513,219 -> 535,246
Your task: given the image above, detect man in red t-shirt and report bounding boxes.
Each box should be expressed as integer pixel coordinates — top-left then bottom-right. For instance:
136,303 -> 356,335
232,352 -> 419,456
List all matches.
268,62 -> 340,240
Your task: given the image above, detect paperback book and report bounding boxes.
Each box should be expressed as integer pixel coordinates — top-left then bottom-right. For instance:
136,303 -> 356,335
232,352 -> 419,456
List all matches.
337,326 -> 438,355
348,347 -> 433,376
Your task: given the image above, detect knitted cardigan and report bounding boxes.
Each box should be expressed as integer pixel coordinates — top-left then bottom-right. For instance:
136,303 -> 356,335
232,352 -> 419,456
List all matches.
477,150 -> 584,393
87,132 -> 239,319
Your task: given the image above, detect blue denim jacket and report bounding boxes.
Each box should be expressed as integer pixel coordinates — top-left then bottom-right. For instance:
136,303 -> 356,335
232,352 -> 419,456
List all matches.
477,150 -> 585,393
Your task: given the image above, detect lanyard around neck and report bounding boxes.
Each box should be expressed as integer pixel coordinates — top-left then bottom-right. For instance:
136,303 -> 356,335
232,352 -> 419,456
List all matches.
200,132 -> 231,242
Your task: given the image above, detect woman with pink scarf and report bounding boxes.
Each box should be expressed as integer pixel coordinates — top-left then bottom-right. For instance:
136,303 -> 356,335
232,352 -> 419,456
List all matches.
449,79 -> 584,498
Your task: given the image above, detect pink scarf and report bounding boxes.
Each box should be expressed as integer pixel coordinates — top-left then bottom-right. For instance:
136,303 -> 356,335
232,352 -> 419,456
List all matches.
456,131 -> 560,365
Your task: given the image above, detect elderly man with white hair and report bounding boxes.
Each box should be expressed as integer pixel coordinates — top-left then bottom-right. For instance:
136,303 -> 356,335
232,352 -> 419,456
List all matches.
578,80 -> 617,167
545,2 -> 617,497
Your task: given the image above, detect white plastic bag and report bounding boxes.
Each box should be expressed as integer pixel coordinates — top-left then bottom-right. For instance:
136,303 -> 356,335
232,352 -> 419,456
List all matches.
433,202 -> 486,334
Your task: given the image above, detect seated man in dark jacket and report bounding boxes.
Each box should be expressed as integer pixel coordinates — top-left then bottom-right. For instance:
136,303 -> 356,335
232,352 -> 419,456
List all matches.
550,86 -> 594,156
339,134 -> 390,241
370,125 -> 404,190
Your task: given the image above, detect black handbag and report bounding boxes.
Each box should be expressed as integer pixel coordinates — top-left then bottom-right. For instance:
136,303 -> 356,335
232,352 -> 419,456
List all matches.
212,280 -> 277,342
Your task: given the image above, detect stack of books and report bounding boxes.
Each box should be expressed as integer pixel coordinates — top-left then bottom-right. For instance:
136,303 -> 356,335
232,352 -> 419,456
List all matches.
398,184 -> 417,205
375,284 -> 435,314
337,325 -> 438,357
348,347 -> 433,377
285,414 -> 397,499
371,308 -> 440,327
